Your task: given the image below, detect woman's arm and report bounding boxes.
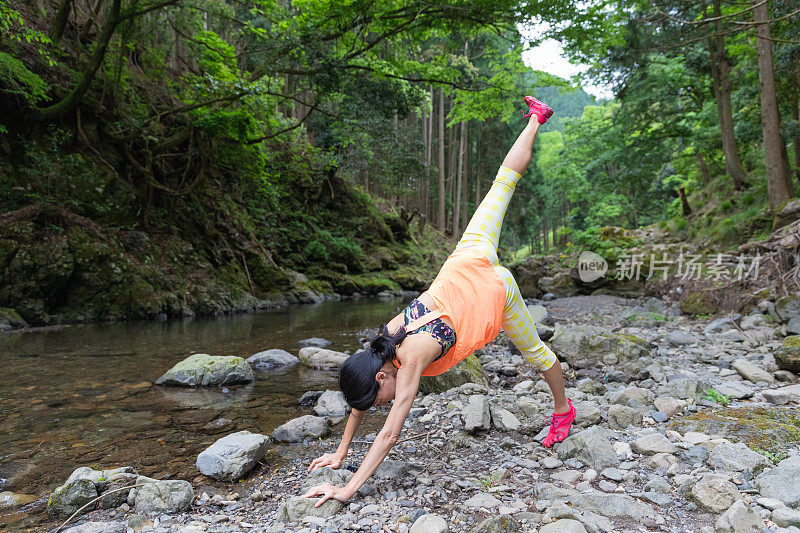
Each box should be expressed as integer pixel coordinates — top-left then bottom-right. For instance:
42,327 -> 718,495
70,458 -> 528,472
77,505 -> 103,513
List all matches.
308,408 -> 366,471
304,357 -> 425,506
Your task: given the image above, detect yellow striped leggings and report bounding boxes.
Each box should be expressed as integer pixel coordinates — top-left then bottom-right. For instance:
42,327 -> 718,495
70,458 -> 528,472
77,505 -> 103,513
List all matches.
456,165 -> 558,371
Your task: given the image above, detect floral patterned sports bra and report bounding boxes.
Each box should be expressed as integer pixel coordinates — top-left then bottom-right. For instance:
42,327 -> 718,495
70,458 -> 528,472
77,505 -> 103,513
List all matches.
402,298 -> 457,361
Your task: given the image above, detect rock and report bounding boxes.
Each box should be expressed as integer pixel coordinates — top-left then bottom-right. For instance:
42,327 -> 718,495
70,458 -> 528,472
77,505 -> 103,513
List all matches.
774,295 -> 800,323
464,492 -> 503,509
714,500 -> 764,533
245,349 -> 299,368
62,522 -> 126,533
708,443 -> 771,474
47,476 -> 97,518
276,496 -> 344,522
313,390 -> 349,417
490,407 -> 521,432
411,513 -> 449,533
731,359 -> 775,384
374,460 -> 411,482
611,386 -> 654,405
201,418 -> 234,434
572,401 -> 602,427
0,492 -> 37,509
0,307 -> 27,328
763,389 -> 793,405
196,430 -> 270,481
154,354 -> 255,387
787,316 -> 800,335
271,415 -> 331,442
462,395 -> 491,433
775,336 -> 800,373
557,426 -> 618,470
420,355 -> 488,394
298,337 -> 332,348
691,476 -> 742,513
535,484 -> 655,519
666,330 -> 698,346
527,303 -> 551,325
548,324 -> 652,369
127,476 -> 193,514
772,507 -> 800,528
468,515 -> 521,533
630,433 -> 677,455
755,463 -> 800,506
740,313 -> 767,330
607,405 -> 643,429
719,329 -> 746,342
653,396 -> 686,417
298,347 -> 349,369
543,457 -> 563,469
301,467 -> 354,492
705,317 -> 737,335
539,519 -> 587,533
715,381 -> 756,399
661,378 -> 704,400
298,390 -> 324,406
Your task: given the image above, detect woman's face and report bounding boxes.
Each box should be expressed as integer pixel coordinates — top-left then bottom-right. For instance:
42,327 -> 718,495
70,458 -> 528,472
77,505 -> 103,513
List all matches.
373,370 -> 396,406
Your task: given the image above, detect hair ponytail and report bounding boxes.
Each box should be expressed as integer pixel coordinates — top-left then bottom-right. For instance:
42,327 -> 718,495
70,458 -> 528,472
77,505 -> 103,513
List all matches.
339,324 -> 407,411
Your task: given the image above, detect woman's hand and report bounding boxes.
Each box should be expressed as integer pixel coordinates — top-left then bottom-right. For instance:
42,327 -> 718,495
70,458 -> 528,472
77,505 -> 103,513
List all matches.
308,451 -> 345,471
302,483 -> 353,507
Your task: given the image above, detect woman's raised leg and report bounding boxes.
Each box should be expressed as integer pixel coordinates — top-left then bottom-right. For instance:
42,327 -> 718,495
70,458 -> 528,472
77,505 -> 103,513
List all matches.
456,115 -> 542,262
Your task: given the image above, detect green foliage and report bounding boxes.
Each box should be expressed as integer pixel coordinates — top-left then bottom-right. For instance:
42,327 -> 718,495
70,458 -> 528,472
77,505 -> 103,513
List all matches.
0,51 -> 49,105
0,1 -> 54,65
703,388 -> 732,407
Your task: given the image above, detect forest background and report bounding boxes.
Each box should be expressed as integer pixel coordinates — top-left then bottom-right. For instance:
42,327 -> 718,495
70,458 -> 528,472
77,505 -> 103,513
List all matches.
0,0 -> 798,326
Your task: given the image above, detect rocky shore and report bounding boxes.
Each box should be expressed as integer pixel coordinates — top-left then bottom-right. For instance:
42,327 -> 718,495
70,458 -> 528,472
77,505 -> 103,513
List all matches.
31,292 -> 800,532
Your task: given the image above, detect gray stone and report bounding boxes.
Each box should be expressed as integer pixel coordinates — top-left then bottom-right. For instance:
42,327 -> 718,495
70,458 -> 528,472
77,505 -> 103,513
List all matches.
666,330 -> 698,346
420,355 -> 488,394
715,500 -> 764,533
601,468 -> 623,481
527,304 -> 550,325
548,324 -> 652,369
47,477 -> 97,518
410,513 -> 449,533
662,378 -> 704,400
276,496 -> 344,522
298,337 -> 332,348
732,359 -> 775,384
464,492 -> 503,509
775,296 -> 800,323
741,314 -> 767,330
462,395 -> 491,433
301,467 -> 354,492
719,329 -> 746,342
246,349 -> 299,368
708,443 -> 771,474
127,476 -> 193,514
468,515 -> 521,533
490,407 -> 521,432
775,336 -> 800,373
196,430 -> 270,481
653,396 -> 686,417
542,457 -> 563,469
692,476 -> 741,513
271,415 -> 331,442
298,347 -> 349,369
631,433 -> 677,455
787,316 -> 800,335
535,484 -> 655,519
572,401 -> 602,427
756,464 -> 800,506
557,426 -> 618,471
62,522 -> 126,533
314,390 -> 349,417
155,354 -> 255,387
607,405 -> 643,429
772,508 -> 800,528
763,389 -> 794,405
715,381 -> 756,399
375,460 -> 411,482
705,317 -> 736,334
539,519 -> 587,533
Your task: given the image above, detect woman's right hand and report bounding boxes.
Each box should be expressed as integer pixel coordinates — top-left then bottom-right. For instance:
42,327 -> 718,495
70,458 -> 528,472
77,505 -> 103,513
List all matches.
308,451 -> 345,471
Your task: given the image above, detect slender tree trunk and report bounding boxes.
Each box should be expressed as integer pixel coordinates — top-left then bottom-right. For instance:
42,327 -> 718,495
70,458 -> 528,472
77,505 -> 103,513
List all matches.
49,0 -> 74,45
453,121 -> 467,237
791,90 -> 800,188
542,215 -> 548,252
707,1 -> 748,190
678,187 -> 692,215
462,127 -> 471,231
695,152 -> 712,185
438,88 -> 446,231
752,0 -> 791,211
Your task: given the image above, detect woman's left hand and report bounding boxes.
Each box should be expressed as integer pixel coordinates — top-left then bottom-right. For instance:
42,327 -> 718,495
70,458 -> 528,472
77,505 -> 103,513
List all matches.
302,483 -> 353,507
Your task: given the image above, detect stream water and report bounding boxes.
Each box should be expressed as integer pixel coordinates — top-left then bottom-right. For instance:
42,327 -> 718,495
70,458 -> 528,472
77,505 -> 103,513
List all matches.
0,296 -> 410,530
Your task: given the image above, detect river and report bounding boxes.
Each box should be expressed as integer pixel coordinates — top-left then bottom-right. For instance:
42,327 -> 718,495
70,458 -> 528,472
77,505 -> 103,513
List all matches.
0,296 -> 410,530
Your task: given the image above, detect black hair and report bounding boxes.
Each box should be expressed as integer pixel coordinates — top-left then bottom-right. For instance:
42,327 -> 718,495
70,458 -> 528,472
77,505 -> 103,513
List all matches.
339,324 -> 407,411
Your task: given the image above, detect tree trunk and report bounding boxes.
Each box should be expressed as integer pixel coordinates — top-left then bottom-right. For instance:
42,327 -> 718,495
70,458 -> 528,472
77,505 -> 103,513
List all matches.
438,88 -> 446,232
707,1 -> 748,190
542,215 -> 548,252
678,187 -> 692,215
752,0 -> 791,211
453,120 -> 467,237
49,0 -> 74,45
462,126 -> 471,231
792,90 -> 800,188
695,152 -> 711,185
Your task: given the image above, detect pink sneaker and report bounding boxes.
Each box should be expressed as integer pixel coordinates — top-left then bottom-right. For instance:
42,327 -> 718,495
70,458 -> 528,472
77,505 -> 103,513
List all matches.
521,96 -> 554,124
542,399 -> 576,447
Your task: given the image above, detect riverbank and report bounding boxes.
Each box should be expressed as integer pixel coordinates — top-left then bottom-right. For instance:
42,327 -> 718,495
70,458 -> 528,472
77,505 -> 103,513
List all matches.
9,291 -> 799,533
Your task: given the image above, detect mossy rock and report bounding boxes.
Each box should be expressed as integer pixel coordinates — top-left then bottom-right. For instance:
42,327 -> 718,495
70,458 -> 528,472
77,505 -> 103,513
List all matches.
389,266 -> 429,291
0,238 -> 18,272
244,251 -> 292,292
598,226 -> 634,244
155,353 -> 256,387
0,307 -> 27,328
680,291 -> 717,316
775,335 -> 800,373
419,354 -> 488,394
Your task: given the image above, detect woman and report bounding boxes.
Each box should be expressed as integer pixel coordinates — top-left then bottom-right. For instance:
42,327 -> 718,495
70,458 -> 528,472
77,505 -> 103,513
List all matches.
303,96 -> 575,507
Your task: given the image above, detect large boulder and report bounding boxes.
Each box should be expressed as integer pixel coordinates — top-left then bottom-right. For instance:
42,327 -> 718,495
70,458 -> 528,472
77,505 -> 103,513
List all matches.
548,324 -> 651,369
298,347 -> 349,369
314,390 -> 349,417
462,395 -> 491,433
774,336 -> 800,373
196,430 -> 270,481
691,475 -> 741,513
708,443 -> 771,474
468,515 -> 521,533
535,483 -> 655,520
271,415 -> 330,443
245,349 -> 299,369
411,514 -> 449,533
630,433 -> 678,455
773,199 -> 800,231
557,426 -> 618,470
154,354 -> 255,387
47,467 -> 137,518
420,355 -> 488,394
275,496 -> 344,522
731,359 -> 774,384
126,476 -> 193,514
714,500 -> 764,533
755,460 -> 800,506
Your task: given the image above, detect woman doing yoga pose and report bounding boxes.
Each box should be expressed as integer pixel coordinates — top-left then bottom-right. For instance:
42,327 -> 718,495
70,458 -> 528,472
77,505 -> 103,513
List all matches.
304,96 -> 576,507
